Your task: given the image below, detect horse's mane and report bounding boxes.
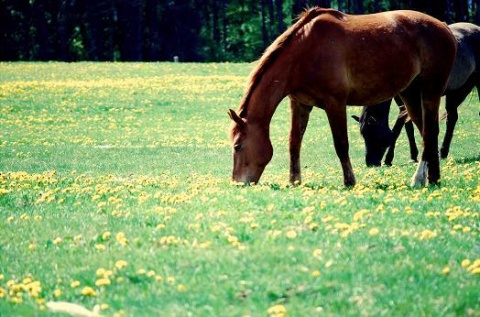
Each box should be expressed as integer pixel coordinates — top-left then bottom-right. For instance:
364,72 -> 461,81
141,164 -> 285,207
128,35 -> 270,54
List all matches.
237,7 -> 344,118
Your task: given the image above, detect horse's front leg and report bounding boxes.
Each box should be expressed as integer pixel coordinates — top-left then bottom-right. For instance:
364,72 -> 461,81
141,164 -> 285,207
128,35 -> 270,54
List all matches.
385,111 -> 406,166
289,100 -> 313,184
325,105 -> 356,187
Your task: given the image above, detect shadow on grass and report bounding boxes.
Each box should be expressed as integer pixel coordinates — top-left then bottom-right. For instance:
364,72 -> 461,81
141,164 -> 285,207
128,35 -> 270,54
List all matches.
454,155 -> 480,164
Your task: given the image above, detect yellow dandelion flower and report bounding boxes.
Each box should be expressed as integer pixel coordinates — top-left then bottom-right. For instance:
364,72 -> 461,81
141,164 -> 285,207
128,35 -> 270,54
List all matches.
116,232 -> 128,246
137,269 -> 147,275
369,228 -> 380,236
286,230 -> 297,239
442,267 -> 451,275
53,237 -> 62,245
177,284 -> 186,292
81,286 -> 96,296
29,243 -> 37,250
155,275 -> 163,283
312,270 -> 321,277
96,268 -> 106,276
70,281 -> 80,288
147,270 -> 156,277
115,260 -> 128,270
102,231 -> 111,240
267,304 -> 287,317
0,274 -> 3,281
419,229 -> 437,240
313,249 -> 322,258
461,259 -> 471,268
167,276 -> 175,285
95,278 -> 111,287
53,289 -> 62,297
470,267 -> 480,275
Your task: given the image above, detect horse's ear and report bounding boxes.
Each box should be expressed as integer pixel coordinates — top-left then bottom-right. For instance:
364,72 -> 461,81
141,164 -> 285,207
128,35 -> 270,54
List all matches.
351,115 -> 360,123
228,109 -> 246,129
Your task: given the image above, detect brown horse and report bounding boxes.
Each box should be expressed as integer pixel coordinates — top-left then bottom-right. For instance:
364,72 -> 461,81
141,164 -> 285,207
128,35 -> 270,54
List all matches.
229,7 -> 457,187
355,23 -> 480,166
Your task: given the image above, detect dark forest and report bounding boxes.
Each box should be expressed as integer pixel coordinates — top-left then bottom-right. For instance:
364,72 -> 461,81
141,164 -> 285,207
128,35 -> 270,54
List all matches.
1,0 -> 479,62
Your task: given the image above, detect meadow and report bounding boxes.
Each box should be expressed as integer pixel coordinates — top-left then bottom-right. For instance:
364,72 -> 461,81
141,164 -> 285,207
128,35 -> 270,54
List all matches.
0,62 -> 479,317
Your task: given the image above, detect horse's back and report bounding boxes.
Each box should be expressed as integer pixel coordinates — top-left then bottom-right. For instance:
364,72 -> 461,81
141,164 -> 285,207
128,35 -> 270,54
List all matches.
447,23 -> 480,90
305,9 -> 456,105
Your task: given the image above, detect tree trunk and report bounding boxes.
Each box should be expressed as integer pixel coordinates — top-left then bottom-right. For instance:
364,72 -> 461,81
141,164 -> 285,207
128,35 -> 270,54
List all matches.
116,0 -> 143,61
276,0 -> 285,34
261,0 -> 269,49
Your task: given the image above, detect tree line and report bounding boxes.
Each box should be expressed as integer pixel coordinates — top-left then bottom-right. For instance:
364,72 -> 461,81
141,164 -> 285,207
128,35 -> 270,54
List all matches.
1,0 -> 480,62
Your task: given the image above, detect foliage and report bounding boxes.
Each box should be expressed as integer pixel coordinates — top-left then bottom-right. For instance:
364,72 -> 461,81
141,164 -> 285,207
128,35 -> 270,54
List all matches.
0,62 -> 479,316
2,0 -> 480,62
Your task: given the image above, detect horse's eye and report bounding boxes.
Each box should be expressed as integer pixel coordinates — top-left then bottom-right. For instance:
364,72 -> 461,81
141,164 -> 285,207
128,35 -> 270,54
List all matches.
366,117 -> 377,125
234,143 -> 242,152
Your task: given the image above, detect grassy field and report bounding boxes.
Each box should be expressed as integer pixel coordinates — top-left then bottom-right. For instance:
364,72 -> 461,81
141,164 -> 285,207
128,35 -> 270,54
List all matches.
0,62 -> 479,317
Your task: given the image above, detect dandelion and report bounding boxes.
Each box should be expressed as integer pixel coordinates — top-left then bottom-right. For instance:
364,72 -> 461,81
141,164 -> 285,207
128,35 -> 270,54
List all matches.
53,237 -> 62,245
102,231 -> 111,240
95,278 -> 111,287
267,304 -> 287,317
312,249 -> 322,258
369,228 -> 380,235
312,270 -> 321,277
81,286 -> 96,296
442,267 -> 451,275
53,289 -> 62,297
177,284 -> 186,292
116,232 -> 128,246
70,281 -> 80,288
419,229 -> 437,240
167,276 -> 175,285
155,275 -> 163,283
286,230 -> 297,239
461,259 -> 471,268
95,244 -> 106,250
115,260 -> 128,270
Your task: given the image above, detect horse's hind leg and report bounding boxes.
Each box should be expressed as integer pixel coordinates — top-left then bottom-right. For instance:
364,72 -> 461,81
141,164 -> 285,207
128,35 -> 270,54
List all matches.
400,82 -> 441,187
289,100 -> 313,184
325,104 -> 356,187
440,79 -> 474,158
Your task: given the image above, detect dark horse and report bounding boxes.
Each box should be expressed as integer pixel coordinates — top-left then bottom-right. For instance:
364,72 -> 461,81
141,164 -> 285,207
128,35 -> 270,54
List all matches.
228,8 -> 456,187
355,22 -> 480,167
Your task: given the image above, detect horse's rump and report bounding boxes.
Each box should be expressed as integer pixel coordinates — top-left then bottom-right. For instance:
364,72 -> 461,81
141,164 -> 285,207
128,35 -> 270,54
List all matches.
292,9 -> 456,106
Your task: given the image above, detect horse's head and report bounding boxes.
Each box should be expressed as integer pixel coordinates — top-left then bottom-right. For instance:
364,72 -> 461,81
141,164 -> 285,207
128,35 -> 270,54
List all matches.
352,103 -> 393,167
228,109 -> 273,185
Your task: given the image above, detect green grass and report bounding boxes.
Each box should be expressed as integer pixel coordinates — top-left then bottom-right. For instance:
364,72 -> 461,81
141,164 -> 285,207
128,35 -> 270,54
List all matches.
0,62 -> 479,317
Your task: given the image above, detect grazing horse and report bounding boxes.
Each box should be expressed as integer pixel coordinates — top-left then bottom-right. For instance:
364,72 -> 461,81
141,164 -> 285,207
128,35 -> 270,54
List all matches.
355,22 -> 480,166
228,7 -> 456,187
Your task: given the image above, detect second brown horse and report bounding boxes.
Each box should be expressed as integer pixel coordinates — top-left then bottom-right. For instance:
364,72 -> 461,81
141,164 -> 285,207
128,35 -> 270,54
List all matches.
229,7 -> 457,187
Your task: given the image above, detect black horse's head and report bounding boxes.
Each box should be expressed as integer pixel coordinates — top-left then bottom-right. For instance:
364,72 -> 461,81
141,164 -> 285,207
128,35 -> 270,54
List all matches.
352,100 -> 393,167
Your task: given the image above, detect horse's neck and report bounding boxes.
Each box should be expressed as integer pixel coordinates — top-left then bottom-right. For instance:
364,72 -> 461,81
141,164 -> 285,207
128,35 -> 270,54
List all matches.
245,68 -> 289,125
